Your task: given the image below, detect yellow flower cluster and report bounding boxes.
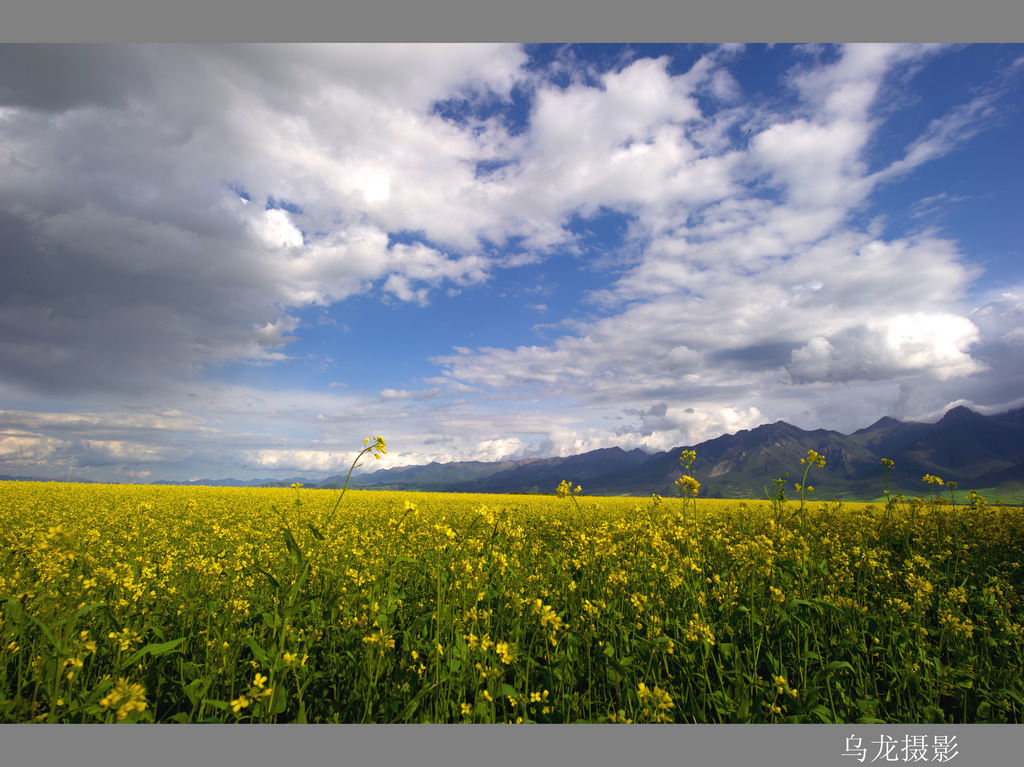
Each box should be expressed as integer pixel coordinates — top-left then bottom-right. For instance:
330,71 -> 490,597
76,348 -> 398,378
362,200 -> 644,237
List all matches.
800,449 -> 826,468
99,678 -> 148,721
555,480 -> 582,499
674,475 -> 701,496
637,682 -> 675,723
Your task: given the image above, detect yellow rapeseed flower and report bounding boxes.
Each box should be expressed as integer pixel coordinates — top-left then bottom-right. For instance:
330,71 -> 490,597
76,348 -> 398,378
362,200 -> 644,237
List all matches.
496,641 -> 515,665
99,678 -> 148,721
231,695 -> 251,713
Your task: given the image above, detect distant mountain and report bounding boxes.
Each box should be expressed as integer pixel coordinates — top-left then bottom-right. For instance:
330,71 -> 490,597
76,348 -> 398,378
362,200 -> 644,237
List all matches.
345,406 -> 1024,500
321,460 -> 525,490
0,474 -> 96,483
318,448 -> 651,495
5,406 -> 1022,500
1,475 -> 320,488
152,476 -> 320,488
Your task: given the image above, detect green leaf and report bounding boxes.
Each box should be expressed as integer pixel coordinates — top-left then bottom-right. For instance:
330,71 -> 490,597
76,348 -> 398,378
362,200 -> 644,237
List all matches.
390,682 -> 440,723
789,613 -> 810,629
808,704 -> 835,723
182,678 -> 210,708
285,561 -> 311,605
452,633 -> 467,660
3,596 -> 25,622
270,685 -> 288,715
27,614 -> 59,650
608,656 -> 633,676
255,567 -> 280,590
1003,689 -> 1024,707
100,604 -> 123,633
826,661 -> 856,674
122,637 -> 186,666
811,597 -> 849,617
248,636 -> 269,665
281,525 -> 305,565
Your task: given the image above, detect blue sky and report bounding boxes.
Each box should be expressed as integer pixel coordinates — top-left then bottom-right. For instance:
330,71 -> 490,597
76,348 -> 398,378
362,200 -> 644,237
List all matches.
1,43 -> 1023,482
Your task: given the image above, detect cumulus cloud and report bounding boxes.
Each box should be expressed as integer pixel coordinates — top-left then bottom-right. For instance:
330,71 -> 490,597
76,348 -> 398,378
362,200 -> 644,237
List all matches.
788,313 -> 983,383
0,44 -> 526,395
617,404 -> 764,451
419,45 -> 1020,451
1,44 -> 1020,480
246,448 -> 359,473
437,231 -> 981,399
0,429 -> 67,466
472,437 -> 528,462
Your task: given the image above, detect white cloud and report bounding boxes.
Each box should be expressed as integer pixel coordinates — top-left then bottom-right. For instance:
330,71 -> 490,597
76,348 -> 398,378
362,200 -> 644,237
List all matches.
617,404 -> 764,451
471,437 -> 528,462
251,208 -> 305,249
246,448 -> 358,472
0,429 -> 67,466
872,92 -> 1001,184
253,315 -> 300,350
788,313 -> 983,383
0,409 -> 211,433
971,289 -> 1024,344
437,230 -> 982,403
427,46 -> 995,443
379,389 -> 413,400
0,45 -> 528,394
1,45 -> 1020,481
79,440 -> 184,465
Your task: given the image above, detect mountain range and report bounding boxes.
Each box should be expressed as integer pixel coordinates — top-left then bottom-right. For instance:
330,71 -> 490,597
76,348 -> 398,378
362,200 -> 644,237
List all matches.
326,405 -> 1024,501
5,406 -> 1023,501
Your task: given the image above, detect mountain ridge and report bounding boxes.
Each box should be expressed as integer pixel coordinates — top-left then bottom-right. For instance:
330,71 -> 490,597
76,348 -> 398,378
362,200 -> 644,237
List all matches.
341,405 -> 1024,500
5,406 -> 1023,500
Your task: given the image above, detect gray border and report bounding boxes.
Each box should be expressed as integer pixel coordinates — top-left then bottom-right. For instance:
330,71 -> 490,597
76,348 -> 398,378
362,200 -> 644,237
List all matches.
1,0 -> 1023,42
2,0 -> 1023,766
2,724 -> 1023,766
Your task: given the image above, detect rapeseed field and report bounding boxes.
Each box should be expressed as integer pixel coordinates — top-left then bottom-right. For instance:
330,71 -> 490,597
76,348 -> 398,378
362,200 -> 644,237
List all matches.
2,452 -> 1022,723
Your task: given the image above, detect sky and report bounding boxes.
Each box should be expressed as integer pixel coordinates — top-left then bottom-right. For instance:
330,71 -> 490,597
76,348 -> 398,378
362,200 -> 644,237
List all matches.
2,43 -> 1024,483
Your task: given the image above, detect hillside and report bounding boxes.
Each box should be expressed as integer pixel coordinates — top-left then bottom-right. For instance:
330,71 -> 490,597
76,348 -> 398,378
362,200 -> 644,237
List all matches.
347,406 -> 1024,500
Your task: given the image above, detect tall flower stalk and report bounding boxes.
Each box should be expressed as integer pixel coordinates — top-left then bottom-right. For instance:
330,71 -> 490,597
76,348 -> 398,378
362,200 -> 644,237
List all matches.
674,450 -> 700,517
325,436 -> 387,526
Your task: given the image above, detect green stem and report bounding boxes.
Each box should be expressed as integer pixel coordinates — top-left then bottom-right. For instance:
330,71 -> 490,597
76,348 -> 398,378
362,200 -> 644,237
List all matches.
325,447 -> 373,527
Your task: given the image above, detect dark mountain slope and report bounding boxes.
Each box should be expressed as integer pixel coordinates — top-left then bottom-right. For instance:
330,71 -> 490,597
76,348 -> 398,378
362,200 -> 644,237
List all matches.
348,406 -> 1024,500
